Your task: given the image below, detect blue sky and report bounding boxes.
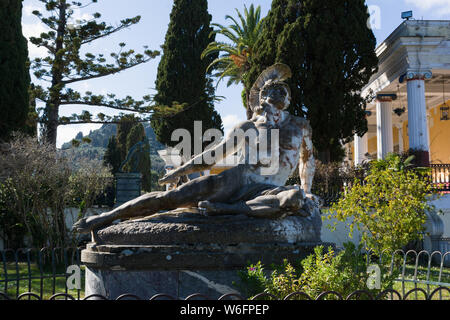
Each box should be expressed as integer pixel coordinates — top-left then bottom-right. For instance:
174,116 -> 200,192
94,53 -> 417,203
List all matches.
21,0 -> 450,147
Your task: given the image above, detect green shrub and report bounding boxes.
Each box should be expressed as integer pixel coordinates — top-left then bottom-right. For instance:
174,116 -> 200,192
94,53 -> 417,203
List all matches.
328,154 -> 434,254
236,243 -> 397,299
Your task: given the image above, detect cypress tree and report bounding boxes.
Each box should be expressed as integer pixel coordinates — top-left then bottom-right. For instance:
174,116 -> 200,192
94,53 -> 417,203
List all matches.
246,0 -> 378,162
246,1 -> 304,117
104,120 -> 153,191
151,0 -> 223,155
123,123 -> 152,192
116,114 -> 139,160
103,135 -> 121,173
104,115 -> 138,173
0,0 -> 30,141
126,123 -> 146,153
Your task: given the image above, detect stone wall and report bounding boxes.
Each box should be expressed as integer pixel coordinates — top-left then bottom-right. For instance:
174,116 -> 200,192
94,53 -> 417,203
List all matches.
430,194 -> 450,238
321,214 -> 362,249
64,207 -> 110,231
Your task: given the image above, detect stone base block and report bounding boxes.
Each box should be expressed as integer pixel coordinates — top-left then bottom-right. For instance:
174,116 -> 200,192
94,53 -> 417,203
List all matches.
81,209 -> 332,299
82,242 -> 328,299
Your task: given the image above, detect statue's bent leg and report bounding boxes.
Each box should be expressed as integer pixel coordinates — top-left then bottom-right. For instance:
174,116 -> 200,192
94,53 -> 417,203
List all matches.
73,169 -> 242,233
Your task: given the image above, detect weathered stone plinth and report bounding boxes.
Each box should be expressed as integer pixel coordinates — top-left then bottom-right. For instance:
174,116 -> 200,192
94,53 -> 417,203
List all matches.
81,208 -> 328,299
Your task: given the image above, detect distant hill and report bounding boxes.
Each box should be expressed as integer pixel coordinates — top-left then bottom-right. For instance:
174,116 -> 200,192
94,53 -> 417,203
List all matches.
60,123 -> 167,173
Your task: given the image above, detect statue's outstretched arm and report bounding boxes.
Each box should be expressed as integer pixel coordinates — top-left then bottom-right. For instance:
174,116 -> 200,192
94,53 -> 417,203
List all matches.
159,121 -> 256,185
299,122 -> 315,194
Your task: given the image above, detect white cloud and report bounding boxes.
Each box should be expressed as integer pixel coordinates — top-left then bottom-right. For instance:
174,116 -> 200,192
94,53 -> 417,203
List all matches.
22,22 -> 48,58
404,0 -> 450,16
57,124 -> 102,148
68,10 -> 94,27
23,5 -> 41,17
405,0 -> 450,10
222,114 -> 245,136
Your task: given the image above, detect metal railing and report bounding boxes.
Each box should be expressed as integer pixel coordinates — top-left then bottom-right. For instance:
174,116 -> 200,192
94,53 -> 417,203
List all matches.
431,164 -> 450,192
0,248 -> 448,300
315,163 -> 450,207
383,249 -> 450,299
0,247 -> 83,300
0,287 -> 449,300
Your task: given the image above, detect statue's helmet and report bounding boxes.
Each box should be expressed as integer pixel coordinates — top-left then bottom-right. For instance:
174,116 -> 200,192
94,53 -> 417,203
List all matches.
249,63 -> 292,114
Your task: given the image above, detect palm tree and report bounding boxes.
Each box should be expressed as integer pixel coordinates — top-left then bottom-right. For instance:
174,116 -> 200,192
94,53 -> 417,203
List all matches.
202,4 -> 264,118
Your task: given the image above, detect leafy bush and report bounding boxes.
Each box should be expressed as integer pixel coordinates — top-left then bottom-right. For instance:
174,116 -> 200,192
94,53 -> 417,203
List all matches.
0,134 -> 112,248
328,154 -> 433,254
65,153 -> 114,214
236,243 -> 397,299
296,244 -> 396,299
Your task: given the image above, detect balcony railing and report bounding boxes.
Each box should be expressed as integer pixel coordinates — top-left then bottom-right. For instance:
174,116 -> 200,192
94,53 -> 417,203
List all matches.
431,164 -> 450,192
314,163 -> 450,207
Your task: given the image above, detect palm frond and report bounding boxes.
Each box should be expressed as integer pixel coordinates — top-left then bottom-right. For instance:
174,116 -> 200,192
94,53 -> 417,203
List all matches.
202,4 -> 263,88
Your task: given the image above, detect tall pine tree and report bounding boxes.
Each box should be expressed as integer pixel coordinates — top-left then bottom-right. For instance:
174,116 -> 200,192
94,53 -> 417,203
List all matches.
29,0 -> 183,147
246,0 -> 378,162
151,0 -> 223,156
0,0 -> 30,141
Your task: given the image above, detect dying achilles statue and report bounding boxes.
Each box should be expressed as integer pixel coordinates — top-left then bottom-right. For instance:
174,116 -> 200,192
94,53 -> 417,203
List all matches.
73,63 -> 316,234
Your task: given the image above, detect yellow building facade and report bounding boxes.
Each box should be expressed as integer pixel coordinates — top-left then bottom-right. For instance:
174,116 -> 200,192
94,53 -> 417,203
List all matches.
351,20 -> 450,168
359,101 -> 450,164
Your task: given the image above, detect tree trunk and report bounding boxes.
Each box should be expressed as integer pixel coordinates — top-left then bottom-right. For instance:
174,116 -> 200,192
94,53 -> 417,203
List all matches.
44,1 -> 66,147
45,104 -> 59,147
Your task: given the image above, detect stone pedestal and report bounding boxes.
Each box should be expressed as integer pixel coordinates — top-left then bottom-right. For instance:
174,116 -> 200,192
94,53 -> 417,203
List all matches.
81,207 -> 328,299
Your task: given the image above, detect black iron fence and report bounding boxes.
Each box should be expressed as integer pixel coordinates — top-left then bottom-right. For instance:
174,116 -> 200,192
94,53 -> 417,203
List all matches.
0,287 -> 449,300
0,247 -> 83,300
0,248 -> 449,300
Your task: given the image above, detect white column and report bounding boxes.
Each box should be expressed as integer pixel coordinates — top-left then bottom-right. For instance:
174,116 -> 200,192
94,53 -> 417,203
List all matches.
395,123 -> 404,153
354,133 -> 368,166
406,70 -> 432,165
376,95 -> 394,159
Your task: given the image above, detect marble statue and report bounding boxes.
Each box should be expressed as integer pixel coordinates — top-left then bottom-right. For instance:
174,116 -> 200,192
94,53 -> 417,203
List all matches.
73,63 -> 316,234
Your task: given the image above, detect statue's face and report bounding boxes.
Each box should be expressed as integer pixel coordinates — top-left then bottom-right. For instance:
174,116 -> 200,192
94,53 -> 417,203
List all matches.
259,82 -> 290,125
260,82 -> 291,111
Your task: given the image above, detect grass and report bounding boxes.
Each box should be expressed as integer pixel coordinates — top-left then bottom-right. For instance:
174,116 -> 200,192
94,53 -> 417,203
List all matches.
0,262 -> 85,300
391,264 -> 450,300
